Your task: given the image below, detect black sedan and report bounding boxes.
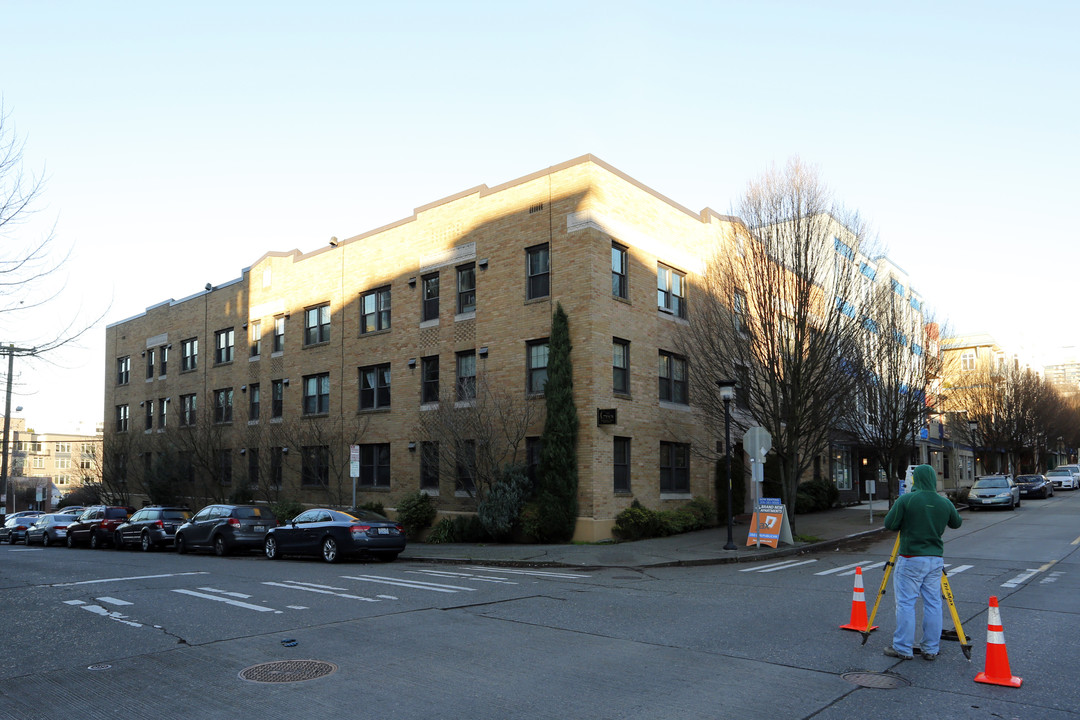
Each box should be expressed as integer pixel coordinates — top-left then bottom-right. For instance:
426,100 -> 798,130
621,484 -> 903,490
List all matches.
1015,474 -> 1054,499
265,508 -> 405,563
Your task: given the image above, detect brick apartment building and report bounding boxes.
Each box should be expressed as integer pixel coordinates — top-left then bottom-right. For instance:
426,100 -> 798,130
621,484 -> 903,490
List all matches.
2,416 -> 103,513
104,156 -> 750,540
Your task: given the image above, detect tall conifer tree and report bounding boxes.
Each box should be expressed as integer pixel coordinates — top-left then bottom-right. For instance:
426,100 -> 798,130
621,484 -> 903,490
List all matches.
536,303 -> 578,541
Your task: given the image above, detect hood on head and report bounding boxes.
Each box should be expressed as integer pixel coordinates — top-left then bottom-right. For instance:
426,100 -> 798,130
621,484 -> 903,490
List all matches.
912,464 -> 937,492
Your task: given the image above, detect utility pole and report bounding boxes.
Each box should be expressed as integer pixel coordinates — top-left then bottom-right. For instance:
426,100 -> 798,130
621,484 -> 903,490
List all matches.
1,344 -> 37,515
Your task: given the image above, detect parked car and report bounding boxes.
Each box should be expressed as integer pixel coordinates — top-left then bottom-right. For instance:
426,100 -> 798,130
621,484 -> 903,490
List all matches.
0,513 -> 42,544
1014,474 -> 1053,499
66,506 -> 135,548
114,506 -> 193,551
175,504 -> 277,556
56,506 -> 85,518
25,513 -> 80,546
265,508 -> 406,563
969,475 -> 1021,510
1046,467 -> 1079,490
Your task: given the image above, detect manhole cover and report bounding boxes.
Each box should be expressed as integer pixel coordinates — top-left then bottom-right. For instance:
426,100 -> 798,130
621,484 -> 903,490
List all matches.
239,660 -> 337,684
841,671 -> 911,689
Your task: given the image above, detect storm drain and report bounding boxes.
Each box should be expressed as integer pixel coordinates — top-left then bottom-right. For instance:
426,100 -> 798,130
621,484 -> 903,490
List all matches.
841,671 -> 910,689
239,660 -> 337,684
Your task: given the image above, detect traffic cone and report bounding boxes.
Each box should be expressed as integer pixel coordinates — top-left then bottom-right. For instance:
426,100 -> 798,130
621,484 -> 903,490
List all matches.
840,567 -> 878,632
974,596 -> 1022,687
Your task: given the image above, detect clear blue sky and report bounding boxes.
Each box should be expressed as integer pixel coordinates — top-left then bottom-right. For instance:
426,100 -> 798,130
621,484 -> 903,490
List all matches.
2,0 -> 1077,432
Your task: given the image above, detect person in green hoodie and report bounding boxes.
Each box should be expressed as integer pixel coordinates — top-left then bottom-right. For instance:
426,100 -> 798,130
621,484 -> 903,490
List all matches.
882,464 -> 962,661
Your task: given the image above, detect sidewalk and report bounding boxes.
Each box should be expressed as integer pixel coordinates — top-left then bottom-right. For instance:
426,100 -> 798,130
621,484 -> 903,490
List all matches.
399,502 -> 899,569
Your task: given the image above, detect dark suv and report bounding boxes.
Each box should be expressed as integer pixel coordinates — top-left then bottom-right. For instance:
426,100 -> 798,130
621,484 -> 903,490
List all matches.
115,506 -> 193,551
66,506 -> 134,548
175,504 -> 277,556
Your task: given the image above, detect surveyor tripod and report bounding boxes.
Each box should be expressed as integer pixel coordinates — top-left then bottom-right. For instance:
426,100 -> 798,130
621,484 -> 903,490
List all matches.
862,533 -> 972,661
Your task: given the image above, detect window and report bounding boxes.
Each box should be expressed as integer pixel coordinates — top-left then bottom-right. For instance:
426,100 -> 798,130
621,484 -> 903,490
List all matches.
269,447 -> 284,489
456,440 -> 476,492
360,288 -> 390,334
657,265 -> 686,318
359,363 -> 391,410
457,263 -> 476,314
527,340 -> 549,394
216,449 -> 232,486
145,400 -> 154,431
421,356 -> 440,404
456,350 -> 476,401
421,273 -> 439,322
215,328 -> 235,364
159,397 -> 169,428
213,388 -> 233,423
733,290 -> 748,335
526,437 -> 543,490
303,373 -> 330,415
612,242 -> 628,299
613,338 -> 630,394
273,316 -> 285,353
301,445 -> 330,486
961,351 -> 976,372
660,441 -> 690,492
735,365 -> 751,411
54,442 -> 71,453
246,448 -> 260,488
116,357 -> 130,385
358,443 -> 391,488
56,457 -> 71,470
304,303 -> 331,345
115,404 -> 129,432
659,351 -> 688,404
181,338 -> 198,371
271,379 -> 284,418
526,244 -> 550,299
159,345 -> 168,376
614,437 -> 631,493
420,441 -> 439,490
146,349 -> 155,379
180,394 -> 197,426
248,383 -> 260,421
250,320 -> 262,357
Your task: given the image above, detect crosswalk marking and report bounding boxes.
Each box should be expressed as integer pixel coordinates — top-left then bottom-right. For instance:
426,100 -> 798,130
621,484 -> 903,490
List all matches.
263,581 -> 380,602
197,587 -> 251,599
340,574 -> 477,593
408,570 -> 519,585
1001,569 -> 1040,588
172,588 -> 282,613
946,564 -> 973,575
96,597 -> 133,606
54,571 -> 209,587
459,566 -> 590,579
814,562 -> 867,576
739,559 -> 818,573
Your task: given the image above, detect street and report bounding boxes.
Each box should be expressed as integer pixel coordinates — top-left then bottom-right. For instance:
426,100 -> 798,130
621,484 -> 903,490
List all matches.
1,493 -> 1078,720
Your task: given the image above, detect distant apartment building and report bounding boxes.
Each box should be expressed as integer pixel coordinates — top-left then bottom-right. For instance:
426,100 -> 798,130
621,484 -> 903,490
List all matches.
2,416 -> 103,513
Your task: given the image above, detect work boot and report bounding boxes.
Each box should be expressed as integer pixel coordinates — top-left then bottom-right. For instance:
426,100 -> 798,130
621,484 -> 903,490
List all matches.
883,646 -> 914,660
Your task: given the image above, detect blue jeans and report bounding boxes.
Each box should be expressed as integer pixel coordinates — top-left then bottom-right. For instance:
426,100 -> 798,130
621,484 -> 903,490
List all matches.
892,554 -> 944,656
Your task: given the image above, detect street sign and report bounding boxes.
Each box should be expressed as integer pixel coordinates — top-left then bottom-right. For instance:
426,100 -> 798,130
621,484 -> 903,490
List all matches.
744,426 -> 772,462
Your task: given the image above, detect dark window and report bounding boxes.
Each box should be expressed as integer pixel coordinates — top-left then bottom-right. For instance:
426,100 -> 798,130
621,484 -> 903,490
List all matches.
659,351 -> 688,404
421,355 -> 440,403
246,448 -> 259,488
657,264 -> 686,318
614,437 -> 631,492
304,304 -> 331,345
145,401 -> 154,431
216,449 -> 233,486
270,447 -> 283,488
420,441 -> 439,490
271,379 -> 284,418
213,388 -> 233,423
457,263 -> 476,314
250,320 -> 262,357
526,244 -> 550,299
115,405 -> 129,432
456,440 -> 476,492
146,349 -> 155,379
248,383 -> 260,421
303,373 -> 330,415
158,398 -> 168,428
358,443 -> 390,488
733,290 -> 748,335
736,365 -> 751,410
301,445 -> 329,486
527,340 -> 549,394
116,357 -> 130,385
359,363 -> 391,410
361,288 -> 391,333
457,351 -> 476,401
180,394 -> 197,426
660,441 -> 689,492
273,316 -> 285,353
613,338 -> 630,394
215,328 -> 235,364
422,273 -> 439,322
612,242 -> 628,299
181,338 -> 198,371
159,345 -> 168,376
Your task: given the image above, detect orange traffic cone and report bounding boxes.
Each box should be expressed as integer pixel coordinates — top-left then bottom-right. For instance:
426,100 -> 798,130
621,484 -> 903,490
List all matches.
840,567 -> 878,632
974,596 -> 1022,687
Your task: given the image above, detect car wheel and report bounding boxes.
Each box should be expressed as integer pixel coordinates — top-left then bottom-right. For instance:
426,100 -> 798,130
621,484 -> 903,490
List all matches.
140,531 -> 153,552
321,536 -> 339,563
41,533 -> 49,548
265,535 -> 278,560
175,535 -> 187,554
114,532 -> 125,550
8,534 -> 15,545
213,535 -> 228,557
89,532 -> 101,549
66,534 -> 75,548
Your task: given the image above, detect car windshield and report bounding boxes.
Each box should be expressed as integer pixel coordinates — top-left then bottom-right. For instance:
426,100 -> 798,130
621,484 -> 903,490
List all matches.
1015,476 -> 1041,482
105,508 -> 130,519
1047,469 -> 1068,476
235,507 -> 272,519
974,478 -> 1008,489
348,509 -> 392,523
162,510 -> 192,520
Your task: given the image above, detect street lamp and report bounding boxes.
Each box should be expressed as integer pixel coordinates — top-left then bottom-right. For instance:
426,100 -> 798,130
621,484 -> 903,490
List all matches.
967,419 -> 979,481
717,380 -> 737,550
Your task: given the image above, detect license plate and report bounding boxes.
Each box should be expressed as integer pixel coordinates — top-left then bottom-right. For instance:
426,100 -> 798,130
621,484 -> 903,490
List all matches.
377,527 -> 389,535
253,525 -> 265,533
981,499 -> 993,504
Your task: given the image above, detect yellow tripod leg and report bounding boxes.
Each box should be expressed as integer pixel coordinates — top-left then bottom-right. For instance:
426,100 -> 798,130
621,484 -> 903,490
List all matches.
861,532 -> 900,645
940,569 -> 972,661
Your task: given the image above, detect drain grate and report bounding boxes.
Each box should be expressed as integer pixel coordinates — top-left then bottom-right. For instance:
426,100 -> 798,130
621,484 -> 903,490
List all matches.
239,660 -> 337,684
841,671 -> 910,689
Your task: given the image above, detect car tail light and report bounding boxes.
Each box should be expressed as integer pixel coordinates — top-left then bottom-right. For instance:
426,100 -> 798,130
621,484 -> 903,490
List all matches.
395,523 -> 404,534
153,520 -> 164,529
56,525 -> 67,530
227,518 -> 241,528
350,524 -> 371,537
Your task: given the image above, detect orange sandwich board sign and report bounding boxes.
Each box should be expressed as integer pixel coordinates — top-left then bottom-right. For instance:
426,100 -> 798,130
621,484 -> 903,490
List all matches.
746,498 -> 793,548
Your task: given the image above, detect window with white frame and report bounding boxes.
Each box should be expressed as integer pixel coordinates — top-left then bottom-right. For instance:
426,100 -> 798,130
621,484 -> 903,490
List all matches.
657,264 -> 686,318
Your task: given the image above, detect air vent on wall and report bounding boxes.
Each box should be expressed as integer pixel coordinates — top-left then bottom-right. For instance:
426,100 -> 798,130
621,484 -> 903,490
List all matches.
529,202 -> 544,214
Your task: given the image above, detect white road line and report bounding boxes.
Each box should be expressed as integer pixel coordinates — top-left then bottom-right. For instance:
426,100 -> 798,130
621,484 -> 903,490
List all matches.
459,566 -> 589,579
838,561 -> 885,576
197,587 -> 252,599
814,562 -> 872,576
96,597 -> 133,606
172,588 -> 281,612
63,600 -> 85,606
341,574 -> 476,593
1001,569 -> 1040,588
1040,571 -> 1064,585
946,565 -> 973,575
739,559 -> 817,573
53,572 -> 209,587
408,570 -> 518,585
263,581 -> 380,602
758,559 -> 819,573
80,604 -> 142,628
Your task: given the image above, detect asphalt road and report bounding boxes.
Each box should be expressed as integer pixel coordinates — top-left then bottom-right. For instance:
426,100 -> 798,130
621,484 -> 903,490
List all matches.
1,492 -> 1077,719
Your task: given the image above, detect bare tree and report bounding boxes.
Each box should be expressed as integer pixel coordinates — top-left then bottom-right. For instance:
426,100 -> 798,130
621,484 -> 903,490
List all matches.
271,414 -> 371,508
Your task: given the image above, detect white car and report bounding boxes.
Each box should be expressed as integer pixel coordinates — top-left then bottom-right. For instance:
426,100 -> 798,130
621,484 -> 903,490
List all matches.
1046,467 -> 1079,490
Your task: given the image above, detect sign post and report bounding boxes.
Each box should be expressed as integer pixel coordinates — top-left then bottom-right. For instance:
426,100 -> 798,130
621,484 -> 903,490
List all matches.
349,444 -> 360,508
743,426 -> 772,550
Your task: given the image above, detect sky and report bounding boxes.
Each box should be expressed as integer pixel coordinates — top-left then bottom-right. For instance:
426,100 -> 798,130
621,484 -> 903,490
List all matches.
0,0 -> 1077,434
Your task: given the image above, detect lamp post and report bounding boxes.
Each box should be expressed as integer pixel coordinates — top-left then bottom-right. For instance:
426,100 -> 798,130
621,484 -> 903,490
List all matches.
717,380 -> 737,550
967,419 -> 979,481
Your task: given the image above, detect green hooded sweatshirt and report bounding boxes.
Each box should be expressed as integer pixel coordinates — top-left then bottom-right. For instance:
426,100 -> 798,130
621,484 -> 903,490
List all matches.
883,464 -> 962,556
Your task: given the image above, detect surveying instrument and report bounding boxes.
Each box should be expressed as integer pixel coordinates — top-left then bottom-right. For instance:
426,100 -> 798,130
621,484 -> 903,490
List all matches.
861,532 -> 972,661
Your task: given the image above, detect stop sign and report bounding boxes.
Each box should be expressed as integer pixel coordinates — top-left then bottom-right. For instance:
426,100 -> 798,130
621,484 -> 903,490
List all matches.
744,426 -> 772,462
